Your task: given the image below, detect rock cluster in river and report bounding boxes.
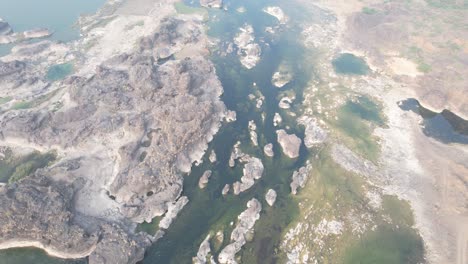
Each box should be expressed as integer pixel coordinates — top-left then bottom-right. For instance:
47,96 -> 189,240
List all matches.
232,156 -> 264,195
272,71 -> 292,88
0,17 -> 51,44
248,120 -> 258,146
263,6 -> 288,24
234,24 -> 261,69
276,130 -> 302,158
218,198 -> 262,264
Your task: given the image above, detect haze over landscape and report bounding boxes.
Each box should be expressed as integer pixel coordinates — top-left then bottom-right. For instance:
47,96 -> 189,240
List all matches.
0,0 -> 467,264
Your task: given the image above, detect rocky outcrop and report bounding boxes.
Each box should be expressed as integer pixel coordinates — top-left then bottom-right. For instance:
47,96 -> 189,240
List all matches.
265,189 -> 277,206
298,116 -> 327,147
193,235 -> 212,264
200,0 -> 222,9
276,130 -> 302,158
248,120 -> 258,146
0,176 -> 151,264
218,199 -> 262,264
290,162 -> 312,195
199,170 -> 212,189
0,28 -> 52,45
0,6 -> 226,263
234,25 -> 261,69
263,143 -> 274,157
279,96 -> 294,109
209,150 -> 217,163
158,196 -> 189,229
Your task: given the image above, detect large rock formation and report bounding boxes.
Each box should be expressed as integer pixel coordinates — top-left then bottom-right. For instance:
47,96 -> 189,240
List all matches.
290,162 -> 312,195
0,176 -> 151,264
0,2 -> 226,263
298,116 -> 327,147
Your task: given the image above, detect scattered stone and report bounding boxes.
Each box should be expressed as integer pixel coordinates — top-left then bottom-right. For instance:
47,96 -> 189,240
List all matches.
218,199 -> 262,264
276,130 -> 302,158
229,141 -> 244,167
199,170 -> 212,189
193,235 -> 212,264
273,113 -> 282,126
265,189 -> 277,206
272,71 -> 293,88
209,150 -> 217,163
234,24 -> 261,69
159,196 -> 189,229
298,116 -> 328,147
290,162 -> 312,195
263,6 -> 288,24
222,184 -> 230,196
256,98 -> 263,108
263,143 -> 274,157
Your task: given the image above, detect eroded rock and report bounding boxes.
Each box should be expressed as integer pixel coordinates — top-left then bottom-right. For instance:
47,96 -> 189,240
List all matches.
298,116 -> 327,147
263,143 -> 274,157
290,162 -> 312,195
276,130 -> 301,158
234,24 -> 261,69
265,189 -> 277,206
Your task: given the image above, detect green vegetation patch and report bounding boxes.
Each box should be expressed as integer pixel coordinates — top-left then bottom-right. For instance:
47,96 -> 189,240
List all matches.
332,53 -> 370,75
0,149 -> 57,183
46,63 -> 73,82
174,2 -> 207,15
382,195 -> 415,226
329,96 -> 385,162
343,225 -> 425,264
0,96 -> 12,105
362,7 -> 378,15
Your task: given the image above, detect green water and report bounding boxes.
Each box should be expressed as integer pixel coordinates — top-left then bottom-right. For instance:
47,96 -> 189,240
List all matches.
332,53 -> 370,75
46,63 -> 74,81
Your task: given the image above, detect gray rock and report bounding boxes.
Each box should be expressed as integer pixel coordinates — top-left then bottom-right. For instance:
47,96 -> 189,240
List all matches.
222,184 -> 230,196
273,113 -> 282,126
265,189 -> 277,206
200,0 -> 223,8
159,196 -> 189,229
193,235 -> 212,264
218,199 -> 262,264
248,120 -> 258,146
234,25 -> 261,69
209,150 -> 217,163
263,143 -> 274,157
276,130 -> 302,158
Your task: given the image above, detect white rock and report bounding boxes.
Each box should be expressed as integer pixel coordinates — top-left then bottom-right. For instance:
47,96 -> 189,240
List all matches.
265,189 -> 277,206
276,129 -> 301,158
263,143 -> 274,157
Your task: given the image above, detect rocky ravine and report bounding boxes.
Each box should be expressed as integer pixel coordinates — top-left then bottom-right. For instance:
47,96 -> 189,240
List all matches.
0,0 -> 228,263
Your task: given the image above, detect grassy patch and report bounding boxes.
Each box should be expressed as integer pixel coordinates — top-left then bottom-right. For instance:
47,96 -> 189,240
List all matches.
343,225 -> 425,264
362,7 -> 378,14
0,149 -> 57,183
332,53 -> 370,75
382,195 -> 415,226
174,2 -> 207,15
11,101 -> 33,110
0,96 -> 12,105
